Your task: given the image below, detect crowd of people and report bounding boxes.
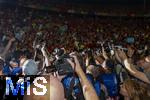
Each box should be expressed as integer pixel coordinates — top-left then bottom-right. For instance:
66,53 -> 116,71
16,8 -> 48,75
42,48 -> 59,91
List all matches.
0,3 -> 150,100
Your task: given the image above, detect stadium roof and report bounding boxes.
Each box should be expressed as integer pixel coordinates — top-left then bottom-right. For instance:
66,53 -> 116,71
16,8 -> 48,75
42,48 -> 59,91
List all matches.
50,0 -> 148,5
0,0 -> 149,5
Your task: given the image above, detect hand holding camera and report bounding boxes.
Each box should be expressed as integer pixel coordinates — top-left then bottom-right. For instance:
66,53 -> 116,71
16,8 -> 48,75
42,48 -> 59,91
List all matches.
67,52 -> 82,74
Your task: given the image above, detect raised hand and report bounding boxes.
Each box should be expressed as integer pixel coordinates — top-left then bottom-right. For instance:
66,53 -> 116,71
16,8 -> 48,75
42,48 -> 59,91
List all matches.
117,49 -> 128,62
67,53 -> 99,100
10,37 -> 16,42
100,41 -> 105,47
67,52 -> 82,73
101,42 -> 109,59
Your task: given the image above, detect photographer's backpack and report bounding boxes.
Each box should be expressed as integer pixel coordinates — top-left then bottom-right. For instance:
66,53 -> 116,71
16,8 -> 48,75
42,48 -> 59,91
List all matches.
62,74 -> 84,100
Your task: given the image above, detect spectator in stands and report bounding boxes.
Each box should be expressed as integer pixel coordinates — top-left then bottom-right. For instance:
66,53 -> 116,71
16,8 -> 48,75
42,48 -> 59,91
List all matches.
24,44 -> 65,100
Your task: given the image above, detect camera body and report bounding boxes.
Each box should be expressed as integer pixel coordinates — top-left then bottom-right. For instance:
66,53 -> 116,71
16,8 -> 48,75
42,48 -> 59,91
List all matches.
52,49 -> 74,75
54,55 -> 73,75
32,32 -> 46,50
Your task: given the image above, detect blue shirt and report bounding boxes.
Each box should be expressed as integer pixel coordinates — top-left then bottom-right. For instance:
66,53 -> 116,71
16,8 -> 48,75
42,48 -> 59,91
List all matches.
94,80 -> 101,96
97,73 -> 118,97
62,74 -> 94,95
11,67 -> 22,75
3,65 -> 11,75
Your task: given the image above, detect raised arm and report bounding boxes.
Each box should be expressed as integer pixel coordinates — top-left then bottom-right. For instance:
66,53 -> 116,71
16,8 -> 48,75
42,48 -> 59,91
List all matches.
114,49 -> 122,63
117,50 -> 150,84
41,43 -> 51,67
101,42 -> 109,60
67,54 -> 99,100
1,37 -> 15,58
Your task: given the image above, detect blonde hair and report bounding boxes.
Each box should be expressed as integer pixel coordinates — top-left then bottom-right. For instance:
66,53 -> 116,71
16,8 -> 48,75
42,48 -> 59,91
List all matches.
123,79 -> 150,100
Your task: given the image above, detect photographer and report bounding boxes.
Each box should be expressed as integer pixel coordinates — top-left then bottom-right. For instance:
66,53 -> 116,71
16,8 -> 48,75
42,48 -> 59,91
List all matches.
94,44 -> 119,100
67,53 -> 99,100
24,47 -> 66,100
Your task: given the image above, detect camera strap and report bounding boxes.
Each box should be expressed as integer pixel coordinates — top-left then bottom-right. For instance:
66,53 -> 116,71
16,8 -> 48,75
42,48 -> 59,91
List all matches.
68,76 -> 75,98
67,60 -> 77,99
